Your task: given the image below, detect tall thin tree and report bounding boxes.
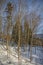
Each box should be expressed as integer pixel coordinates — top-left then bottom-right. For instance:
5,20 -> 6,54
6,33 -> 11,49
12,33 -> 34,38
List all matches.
5,2 -> 13,57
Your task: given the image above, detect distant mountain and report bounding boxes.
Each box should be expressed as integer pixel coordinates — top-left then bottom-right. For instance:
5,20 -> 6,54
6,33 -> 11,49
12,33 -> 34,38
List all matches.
33,34 -> 43,39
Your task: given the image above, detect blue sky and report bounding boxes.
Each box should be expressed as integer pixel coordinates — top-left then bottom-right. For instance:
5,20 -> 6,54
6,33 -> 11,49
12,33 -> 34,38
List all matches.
0,0 -> 43,34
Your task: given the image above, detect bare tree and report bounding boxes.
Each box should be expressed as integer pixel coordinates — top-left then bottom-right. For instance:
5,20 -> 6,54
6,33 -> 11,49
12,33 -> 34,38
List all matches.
29,11 -> 40,62
0,14 -> 2,39
23,11 -> 40,62
24,17 -> 29,51
5,2 -> 13,57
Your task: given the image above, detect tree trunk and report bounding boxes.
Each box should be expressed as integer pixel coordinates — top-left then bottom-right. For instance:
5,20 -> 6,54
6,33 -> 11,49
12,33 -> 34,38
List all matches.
30,36 -> 32,62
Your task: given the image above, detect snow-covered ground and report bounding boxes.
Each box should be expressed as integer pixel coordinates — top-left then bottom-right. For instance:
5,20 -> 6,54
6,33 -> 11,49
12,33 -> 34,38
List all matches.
0,44 -> 35,65
0,43 -> 43,65
14,44 -> 43,65
20,46 -> 43,65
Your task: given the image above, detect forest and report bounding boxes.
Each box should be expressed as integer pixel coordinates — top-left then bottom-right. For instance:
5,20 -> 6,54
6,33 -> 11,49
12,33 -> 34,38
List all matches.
0,0 -> 43,65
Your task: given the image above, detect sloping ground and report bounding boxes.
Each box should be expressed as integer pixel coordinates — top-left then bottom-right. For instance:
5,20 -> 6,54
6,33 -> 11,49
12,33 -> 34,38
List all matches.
0,44 -> 42,65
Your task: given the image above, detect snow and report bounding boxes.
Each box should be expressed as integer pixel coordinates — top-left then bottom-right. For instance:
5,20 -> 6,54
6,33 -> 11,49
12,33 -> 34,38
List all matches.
0,44 -> 43,65
20,46 -> 43,65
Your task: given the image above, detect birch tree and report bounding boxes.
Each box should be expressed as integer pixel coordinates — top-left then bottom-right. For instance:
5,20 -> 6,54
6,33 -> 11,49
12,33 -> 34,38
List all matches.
23,11 -> 40,62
